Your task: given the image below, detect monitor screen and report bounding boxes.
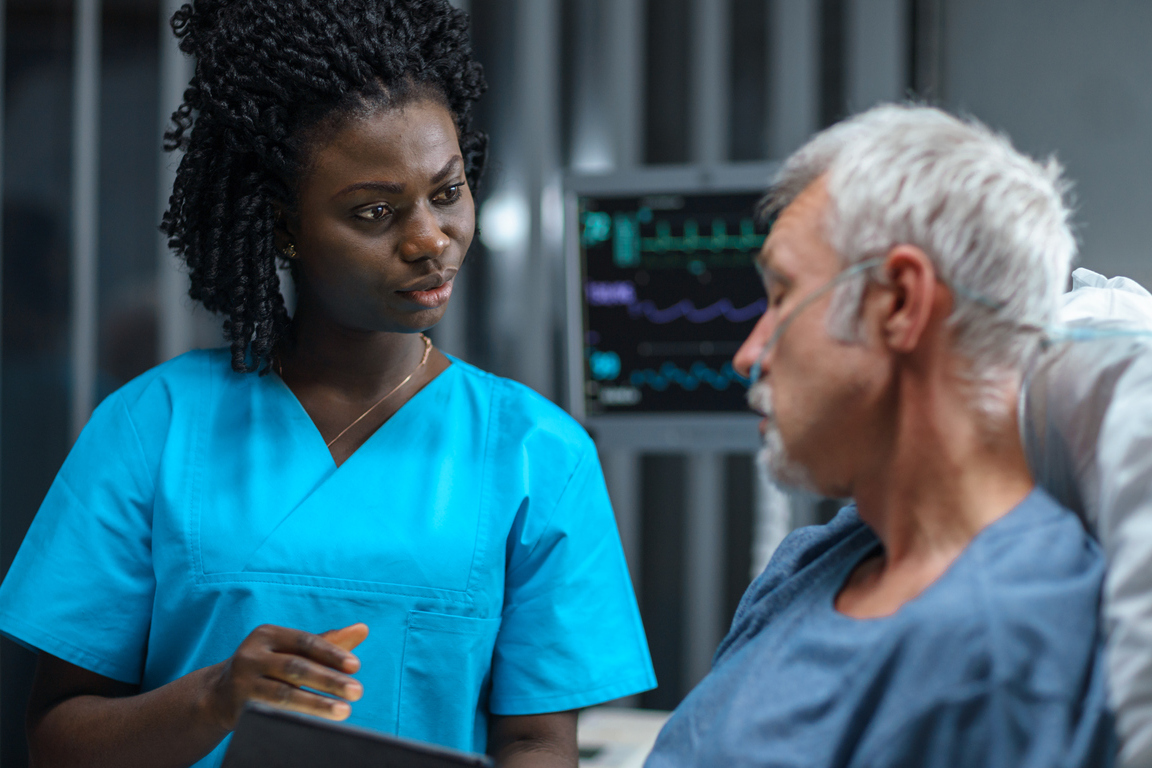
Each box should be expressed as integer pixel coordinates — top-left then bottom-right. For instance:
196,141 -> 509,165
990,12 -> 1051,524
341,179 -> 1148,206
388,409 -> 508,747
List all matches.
577,191 -> 768,416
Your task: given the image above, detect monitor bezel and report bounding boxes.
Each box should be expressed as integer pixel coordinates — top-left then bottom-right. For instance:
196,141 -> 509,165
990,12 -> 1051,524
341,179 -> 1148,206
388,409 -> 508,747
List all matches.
564,163 -> 778,451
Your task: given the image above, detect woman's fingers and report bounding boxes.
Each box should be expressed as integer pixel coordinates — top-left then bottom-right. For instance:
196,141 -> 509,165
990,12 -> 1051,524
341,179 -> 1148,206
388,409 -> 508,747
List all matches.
261,625 -> 360,674
249,677 -> 353,721
265,652 -> 363,701
320,623 -> 370,653
211,624 -> 370,731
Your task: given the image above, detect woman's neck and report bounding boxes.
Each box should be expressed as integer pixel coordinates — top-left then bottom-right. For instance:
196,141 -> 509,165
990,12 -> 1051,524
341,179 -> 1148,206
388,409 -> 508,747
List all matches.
279,295 -> 429,400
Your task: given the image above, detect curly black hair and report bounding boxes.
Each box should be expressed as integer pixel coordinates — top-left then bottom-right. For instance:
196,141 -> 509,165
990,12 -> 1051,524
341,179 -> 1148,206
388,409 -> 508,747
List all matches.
161,0 -> 488,373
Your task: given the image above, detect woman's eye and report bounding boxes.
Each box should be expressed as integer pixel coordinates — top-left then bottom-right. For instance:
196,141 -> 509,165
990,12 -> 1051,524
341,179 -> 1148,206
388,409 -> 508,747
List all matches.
435,184 -> 463,204
356,204 -> 391,221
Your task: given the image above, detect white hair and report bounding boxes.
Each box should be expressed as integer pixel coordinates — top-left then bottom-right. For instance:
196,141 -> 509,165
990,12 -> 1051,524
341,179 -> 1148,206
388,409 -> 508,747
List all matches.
762,104 -> 1076,417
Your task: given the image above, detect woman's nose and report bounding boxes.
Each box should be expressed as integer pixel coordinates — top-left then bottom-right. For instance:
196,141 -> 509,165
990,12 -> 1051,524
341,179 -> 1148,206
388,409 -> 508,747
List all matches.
733,310 -> 775,380
399,205 -> 451,262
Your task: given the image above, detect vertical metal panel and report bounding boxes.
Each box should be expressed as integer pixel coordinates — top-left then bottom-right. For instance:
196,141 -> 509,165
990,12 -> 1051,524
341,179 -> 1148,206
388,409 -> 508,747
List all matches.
157,0 -> 194,363
690,0 -> 731,165
644,0 -> 690,164
607,0 -> 644,169
601,449 -> 643,597
567,0 -> 613,172
593,0 -> 647,695
768,0 -> 820,157
431,0 -> 476,358
845,0 -> 908,112
684,451 -> 726,688
0,0 -> 7,534
909,0 -> 944,101
0,1 -> 6,753
728,0 -> 769,161
70,0 -> 100,439
516,0 -> 560,398
682,0 -> 734,696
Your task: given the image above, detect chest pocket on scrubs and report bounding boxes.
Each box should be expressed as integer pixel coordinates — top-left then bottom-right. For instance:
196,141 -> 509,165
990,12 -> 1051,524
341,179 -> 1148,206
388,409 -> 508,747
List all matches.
397,610 -> 502,752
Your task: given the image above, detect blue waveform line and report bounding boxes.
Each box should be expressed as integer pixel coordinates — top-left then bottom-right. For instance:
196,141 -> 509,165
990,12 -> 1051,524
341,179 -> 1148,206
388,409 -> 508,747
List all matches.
628,296 -> 767,324
630,361 -> 750,392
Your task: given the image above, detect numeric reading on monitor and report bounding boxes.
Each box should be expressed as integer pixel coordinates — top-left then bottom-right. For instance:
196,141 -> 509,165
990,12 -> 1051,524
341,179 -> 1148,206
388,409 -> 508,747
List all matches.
579,192 -> 767,414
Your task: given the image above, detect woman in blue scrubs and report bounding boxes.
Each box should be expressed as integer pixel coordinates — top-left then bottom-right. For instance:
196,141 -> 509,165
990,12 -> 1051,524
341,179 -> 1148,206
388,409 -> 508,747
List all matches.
0,1 -> 655,766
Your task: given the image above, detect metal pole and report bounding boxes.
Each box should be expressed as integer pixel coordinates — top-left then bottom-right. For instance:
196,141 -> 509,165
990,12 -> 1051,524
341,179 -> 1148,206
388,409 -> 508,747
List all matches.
684,452 -> 726,688
607,0 -> 644,169
70,0 -> 101,440
601,449 -> 643,597
691,0 -> 731,165
683,0 -> 732,692
516,0 -> 560,399
768,0 -> 820,157
432,0 -> 469,359
0,0 -> 7,745
910,0 -> 945,102
157,0 -> 195,363
596,0 -> 647,671
845,0 -> 908,112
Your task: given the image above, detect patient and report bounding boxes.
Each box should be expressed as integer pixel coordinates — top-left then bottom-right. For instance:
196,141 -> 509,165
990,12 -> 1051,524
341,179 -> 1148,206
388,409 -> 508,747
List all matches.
646,105 -> 1115,767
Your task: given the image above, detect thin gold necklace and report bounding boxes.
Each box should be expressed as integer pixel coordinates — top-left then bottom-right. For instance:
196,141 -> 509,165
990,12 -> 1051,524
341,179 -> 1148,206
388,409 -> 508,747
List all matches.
278,334 -> 433,449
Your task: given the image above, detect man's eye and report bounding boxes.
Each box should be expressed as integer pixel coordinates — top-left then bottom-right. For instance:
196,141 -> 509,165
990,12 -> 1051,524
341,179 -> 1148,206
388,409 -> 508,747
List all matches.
435,184 -> 463,204
355,204 -> 391,221
769,290 -> 786,308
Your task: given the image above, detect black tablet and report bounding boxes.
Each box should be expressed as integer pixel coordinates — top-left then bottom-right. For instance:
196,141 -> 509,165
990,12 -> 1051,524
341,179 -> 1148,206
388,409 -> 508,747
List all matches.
221,702 -> 495,768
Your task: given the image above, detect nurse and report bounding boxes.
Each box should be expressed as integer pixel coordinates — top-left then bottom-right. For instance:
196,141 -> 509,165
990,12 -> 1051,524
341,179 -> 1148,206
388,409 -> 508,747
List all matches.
0,1 -> 655,766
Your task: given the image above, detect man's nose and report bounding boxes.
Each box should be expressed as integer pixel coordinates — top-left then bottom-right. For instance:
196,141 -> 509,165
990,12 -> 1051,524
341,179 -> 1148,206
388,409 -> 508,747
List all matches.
399,204 -> 451,262
733,310 -> 775,379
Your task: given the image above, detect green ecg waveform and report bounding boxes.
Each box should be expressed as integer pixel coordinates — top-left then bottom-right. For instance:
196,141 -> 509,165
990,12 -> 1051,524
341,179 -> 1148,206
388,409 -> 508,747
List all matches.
580,210 -> 765,270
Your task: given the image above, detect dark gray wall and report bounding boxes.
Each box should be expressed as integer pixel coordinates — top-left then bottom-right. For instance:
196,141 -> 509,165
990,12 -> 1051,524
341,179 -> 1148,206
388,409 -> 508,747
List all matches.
940,0 -> 1152,289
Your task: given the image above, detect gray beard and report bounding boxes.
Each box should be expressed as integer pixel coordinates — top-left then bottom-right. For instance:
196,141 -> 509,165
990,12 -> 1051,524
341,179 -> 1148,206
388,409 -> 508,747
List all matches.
748,380 -> 818,494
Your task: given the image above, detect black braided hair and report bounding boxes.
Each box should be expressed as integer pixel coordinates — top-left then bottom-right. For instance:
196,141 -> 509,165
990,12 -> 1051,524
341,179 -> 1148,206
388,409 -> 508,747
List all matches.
161,0 -> 488,373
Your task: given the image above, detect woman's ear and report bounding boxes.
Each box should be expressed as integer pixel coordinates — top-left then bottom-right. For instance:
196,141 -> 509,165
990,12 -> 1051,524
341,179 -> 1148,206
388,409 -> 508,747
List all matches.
880,245 -> 943,354
272,201 -> 298,252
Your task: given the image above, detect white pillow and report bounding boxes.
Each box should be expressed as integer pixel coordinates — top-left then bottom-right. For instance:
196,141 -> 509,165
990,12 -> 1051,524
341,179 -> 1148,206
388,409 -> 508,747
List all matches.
1022,267 -> 1152,768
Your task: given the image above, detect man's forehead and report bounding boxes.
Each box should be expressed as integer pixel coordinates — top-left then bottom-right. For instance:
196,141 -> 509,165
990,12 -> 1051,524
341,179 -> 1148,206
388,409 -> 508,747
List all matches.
757,178 -> 834,279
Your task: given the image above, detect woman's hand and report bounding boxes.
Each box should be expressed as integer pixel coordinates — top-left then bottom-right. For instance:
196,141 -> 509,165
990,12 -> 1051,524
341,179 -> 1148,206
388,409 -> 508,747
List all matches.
204,622 -> 370,730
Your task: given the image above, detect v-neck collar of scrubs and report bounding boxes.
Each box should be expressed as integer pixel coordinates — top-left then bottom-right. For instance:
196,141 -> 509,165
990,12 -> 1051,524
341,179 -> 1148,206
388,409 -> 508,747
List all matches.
269,359 -> 456,472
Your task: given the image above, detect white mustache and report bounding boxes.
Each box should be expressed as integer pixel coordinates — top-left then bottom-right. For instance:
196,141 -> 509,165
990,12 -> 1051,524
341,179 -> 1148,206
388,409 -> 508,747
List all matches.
748,379 -> 775,421
749,379 -> 818,493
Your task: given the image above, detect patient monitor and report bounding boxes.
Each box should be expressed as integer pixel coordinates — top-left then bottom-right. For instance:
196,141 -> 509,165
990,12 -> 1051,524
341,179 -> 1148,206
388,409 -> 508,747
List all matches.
564,164 -> 776,451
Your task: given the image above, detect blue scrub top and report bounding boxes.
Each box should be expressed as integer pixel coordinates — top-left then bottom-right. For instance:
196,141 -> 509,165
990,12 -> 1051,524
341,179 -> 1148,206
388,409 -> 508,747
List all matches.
646,490 -> 1114,768
0,350 -> 655,765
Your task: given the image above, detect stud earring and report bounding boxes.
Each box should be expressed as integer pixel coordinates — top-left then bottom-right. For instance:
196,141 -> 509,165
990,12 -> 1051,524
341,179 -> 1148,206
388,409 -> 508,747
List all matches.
282,242 -> 297,259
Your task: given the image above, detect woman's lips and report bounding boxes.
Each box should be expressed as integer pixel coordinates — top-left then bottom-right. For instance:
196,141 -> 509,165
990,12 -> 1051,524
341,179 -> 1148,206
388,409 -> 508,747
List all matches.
398,278 -> 454,309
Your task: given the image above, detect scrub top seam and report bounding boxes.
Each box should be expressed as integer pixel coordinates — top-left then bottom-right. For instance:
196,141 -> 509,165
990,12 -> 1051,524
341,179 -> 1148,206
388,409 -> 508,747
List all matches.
464,372 -> 499,598
489,672 -> 657,714
394,621 -> 413,733
190,352 -> 212,584
0,610 -> 143,685
115,390 -> 157,499
193,574 -> 475,601
503,443 -> 591,582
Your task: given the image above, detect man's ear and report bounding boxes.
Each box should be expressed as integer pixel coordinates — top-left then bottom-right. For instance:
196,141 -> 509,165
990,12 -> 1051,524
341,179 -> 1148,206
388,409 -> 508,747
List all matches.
879,245 -> 943,354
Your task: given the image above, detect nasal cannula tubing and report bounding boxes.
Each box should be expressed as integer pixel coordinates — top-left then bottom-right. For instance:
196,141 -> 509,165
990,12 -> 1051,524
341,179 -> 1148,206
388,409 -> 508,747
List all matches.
747,257 -> 1152,385
748,257 -> 885,384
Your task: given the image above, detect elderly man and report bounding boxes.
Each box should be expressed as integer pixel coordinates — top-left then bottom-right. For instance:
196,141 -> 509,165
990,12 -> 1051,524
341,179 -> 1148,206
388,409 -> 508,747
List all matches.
645,105 -> 1115,767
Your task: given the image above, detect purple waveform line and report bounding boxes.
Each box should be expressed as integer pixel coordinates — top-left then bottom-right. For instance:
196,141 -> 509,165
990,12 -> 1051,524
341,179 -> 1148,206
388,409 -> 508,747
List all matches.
585,280 -> 766,323
627,296 -> 767,324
